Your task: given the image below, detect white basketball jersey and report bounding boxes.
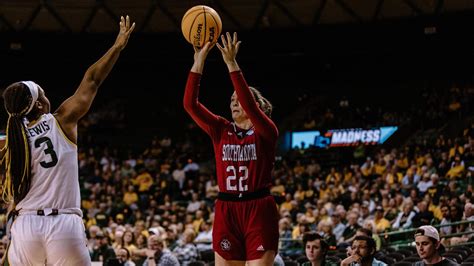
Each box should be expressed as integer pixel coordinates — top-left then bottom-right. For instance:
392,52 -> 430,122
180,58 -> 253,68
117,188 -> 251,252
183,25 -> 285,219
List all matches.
16,113 -> 82,215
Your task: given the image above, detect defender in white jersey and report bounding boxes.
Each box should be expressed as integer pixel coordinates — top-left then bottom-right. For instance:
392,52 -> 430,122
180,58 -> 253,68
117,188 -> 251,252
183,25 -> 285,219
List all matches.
0,16 -> 135,265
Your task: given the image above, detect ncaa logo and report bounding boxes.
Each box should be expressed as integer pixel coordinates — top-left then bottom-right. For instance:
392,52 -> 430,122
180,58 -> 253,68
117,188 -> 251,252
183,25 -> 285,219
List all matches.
220,238 -> 231,251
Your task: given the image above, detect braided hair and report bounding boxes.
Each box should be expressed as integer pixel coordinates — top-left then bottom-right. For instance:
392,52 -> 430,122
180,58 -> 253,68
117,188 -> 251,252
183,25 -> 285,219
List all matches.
1,82 -> 35,204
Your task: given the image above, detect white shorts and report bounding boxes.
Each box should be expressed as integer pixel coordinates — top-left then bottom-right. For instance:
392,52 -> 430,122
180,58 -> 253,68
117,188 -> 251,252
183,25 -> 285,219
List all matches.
7,214 -> 91,266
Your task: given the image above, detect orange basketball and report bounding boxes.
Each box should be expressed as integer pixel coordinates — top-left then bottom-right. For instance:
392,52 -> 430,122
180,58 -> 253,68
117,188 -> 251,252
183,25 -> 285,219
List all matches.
181,5 -> 222,48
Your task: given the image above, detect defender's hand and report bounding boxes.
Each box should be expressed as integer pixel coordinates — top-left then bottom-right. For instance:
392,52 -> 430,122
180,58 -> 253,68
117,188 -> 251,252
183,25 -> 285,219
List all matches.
114,15 -> 135,50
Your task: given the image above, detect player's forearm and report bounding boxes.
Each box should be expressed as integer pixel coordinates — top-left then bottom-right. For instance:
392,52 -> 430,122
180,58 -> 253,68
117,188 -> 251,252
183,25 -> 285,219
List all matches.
230,71 -> 278,139
183,72 -> 202,111
191,60 -> 205,74
225,60 -> 240,72
183,72 -> 218,134
84,45 -> 122,89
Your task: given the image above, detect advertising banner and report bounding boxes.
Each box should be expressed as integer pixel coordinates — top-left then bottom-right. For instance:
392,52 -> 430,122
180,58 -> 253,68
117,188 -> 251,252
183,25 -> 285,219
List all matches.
291,126 -> 398,149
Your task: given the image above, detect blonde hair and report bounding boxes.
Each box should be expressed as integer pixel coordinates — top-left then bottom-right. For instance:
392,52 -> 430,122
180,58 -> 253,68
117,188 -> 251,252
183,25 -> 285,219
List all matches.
249,86 -> 273,117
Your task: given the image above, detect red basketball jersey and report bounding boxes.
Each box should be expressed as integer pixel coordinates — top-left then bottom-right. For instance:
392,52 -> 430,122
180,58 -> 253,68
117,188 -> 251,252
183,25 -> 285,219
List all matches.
212,121 -> 275,193
184,71 -> 278,194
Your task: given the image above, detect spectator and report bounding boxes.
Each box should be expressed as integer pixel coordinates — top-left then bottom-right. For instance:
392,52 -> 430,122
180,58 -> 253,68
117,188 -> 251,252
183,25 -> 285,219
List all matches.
172,162 -> 186,189
172,228 -> 199,265
134,168 -> 154,193
340,211 -> 361,243
373,206 -> 391,233
412,201 -> 434,228
186,193 -> 201,214
318,220 -> 337,247
273,253 -> 286,266
95,202 -> 110,228
417,173 -> 434,195
194,220 -> 213,252
141,235 -> 179,266
446,154 -> 465,179
340,235 -> 387,266
439,205 -> 452,237
91,231 -> 117,265
392,201 -> 416,229
301,231 -> 333,266
280,193 -> 294,212
112,230 -> 124,252
331,213 -> 346,241
123,185 -> 139,207
414,225 -> 459,265
115,247 -> 136,266
450,202 -> 474,245
121,230 -> 138,255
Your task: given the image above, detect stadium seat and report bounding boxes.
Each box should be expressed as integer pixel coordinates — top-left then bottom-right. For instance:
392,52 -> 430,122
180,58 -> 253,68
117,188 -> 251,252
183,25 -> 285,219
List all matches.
393,262 -> 413,266
199,250 -> 215,262
396,249 -> 414,257
399,246 -> 417,254
452,246 -> 472,257
296,255 -> 309,264
335,252 -> 348,260
289,254 -> 301,260
448,249 -> 469,259
283,260 -> 298,266
326,256 -> 342,264
386,252 -> 406,261
188,261 -> 206,266
443,252 -> 463,263
374,250 -> 387,259
379,256 -> 397,265
403,256 -> 421,262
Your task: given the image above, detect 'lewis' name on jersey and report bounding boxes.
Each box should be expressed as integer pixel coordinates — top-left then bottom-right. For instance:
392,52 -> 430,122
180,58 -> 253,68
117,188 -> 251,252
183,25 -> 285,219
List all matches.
26,121 -> 51,138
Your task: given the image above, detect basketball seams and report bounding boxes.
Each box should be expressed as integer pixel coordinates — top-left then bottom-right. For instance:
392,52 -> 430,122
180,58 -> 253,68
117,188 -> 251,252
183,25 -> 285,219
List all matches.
182,5 -> 222,46
187,11 -> 205,46
208,12 -> 221,43
181,7 -> 201,24
203,6 -> 207,48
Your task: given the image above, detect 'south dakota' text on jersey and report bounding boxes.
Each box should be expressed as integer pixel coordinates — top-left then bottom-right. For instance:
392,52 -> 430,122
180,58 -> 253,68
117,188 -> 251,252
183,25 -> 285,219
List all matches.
222,144 -> 257,162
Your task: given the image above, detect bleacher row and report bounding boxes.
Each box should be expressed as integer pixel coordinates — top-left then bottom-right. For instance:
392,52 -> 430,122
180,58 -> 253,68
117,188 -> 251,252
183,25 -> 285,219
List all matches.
132,243 -> 473,265
279,244 -> 474,265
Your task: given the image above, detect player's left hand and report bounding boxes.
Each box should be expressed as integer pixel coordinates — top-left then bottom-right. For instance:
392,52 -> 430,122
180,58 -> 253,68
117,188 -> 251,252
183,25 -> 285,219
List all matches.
114,15 -> 135,50
217,32 -> 241,65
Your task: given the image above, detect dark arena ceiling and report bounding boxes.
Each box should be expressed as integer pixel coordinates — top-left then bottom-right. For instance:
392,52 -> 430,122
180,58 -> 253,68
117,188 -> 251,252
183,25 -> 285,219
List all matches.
0,0 -> 473,33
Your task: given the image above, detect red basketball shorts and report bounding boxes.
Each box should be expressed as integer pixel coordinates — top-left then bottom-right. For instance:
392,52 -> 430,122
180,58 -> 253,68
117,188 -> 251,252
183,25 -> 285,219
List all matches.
212,195 -> 279,261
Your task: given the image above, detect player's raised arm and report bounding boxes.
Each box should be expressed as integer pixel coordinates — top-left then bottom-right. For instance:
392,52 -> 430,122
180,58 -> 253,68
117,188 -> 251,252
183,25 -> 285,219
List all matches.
54,15 -> 135,141
217,32 -> 278,141
183,42 -> 223,136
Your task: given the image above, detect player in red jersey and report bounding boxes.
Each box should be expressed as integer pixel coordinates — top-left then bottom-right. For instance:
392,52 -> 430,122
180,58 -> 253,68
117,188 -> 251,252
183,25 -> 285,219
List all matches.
183,32 -> 279,265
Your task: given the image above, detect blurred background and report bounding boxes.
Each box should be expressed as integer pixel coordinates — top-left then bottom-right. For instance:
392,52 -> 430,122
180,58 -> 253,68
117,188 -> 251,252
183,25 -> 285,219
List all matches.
0,1 -> 474,265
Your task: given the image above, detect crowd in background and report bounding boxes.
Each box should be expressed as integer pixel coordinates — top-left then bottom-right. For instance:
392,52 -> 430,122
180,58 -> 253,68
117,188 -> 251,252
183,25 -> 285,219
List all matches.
0,87 -> 473,265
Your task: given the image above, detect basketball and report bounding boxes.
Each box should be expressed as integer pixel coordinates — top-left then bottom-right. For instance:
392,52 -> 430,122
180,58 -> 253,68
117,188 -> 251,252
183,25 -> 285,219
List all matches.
181,5 -> 222,48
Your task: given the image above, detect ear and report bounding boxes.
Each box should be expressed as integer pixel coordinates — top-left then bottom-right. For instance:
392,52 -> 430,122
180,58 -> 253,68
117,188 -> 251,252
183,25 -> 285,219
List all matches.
35,100 -> 43,110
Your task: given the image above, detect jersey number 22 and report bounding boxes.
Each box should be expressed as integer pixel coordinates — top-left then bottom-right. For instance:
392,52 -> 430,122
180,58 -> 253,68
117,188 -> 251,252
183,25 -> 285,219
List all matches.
226,165 -> 248,192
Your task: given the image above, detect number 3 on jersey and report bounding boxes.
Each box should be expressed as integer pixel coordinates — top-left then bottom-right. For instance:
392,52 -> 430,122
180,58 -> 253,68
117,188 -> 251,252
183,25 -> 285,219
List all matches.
35,137 -> 58,168
226,165 -> 249,192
